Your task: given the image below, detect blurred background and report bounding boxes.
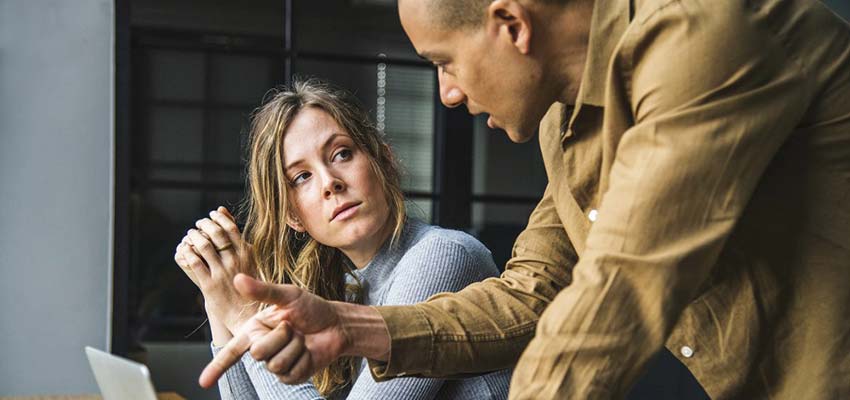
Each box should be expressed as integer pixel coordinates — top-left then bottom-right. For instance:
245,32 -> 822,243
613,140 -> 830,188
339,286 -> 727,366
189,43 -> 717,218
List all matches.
1,0 -> 848,398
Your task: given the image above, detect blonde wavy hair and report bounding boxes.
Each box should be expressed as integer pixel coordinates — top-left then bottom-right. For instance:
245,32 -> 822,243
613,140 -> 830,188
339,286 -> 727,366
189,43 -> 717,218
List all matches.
241,78 -> 406,396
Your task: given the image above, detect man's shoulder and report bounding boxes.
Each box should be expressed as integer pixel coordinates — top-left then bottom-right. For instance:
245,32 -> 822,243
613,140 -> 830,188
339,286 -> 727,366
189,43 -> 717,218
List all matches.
631,0 -> 678,20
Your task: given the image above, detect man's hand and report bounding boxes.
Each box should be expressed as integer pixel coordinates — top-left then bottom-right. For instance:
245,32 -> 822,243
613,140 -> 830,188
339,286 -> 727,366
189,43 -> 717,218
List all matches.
199,274 -> 390,388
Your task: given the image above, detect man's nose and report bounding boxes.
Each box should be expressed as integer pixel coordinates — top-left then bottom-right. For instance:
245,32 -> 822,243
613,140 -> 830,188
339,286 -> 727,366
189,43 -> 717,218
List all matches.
438,72 -> 465,108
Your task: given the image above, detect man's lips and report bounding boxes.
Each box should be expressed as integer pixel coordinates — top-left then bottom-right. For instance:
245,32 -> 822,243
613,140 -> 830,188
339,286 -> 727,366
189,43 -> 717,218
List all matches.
470,109 -> 498,130
331,202 -> 361,221
487,115 -> 498,129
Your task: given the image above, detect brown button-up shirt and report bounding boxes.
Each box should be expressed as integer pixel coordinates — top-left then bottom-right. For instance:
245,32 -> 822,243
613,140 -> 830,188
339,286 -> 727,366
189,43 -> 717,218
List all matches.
371,0 -> 850,398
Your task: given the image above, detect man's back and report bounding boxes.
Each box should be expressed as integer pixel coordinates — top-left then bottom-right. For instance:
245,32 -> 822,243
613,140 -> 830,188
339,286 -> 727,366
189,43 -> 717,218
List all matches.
525,0 -> 850,397
666,1 -> 850,397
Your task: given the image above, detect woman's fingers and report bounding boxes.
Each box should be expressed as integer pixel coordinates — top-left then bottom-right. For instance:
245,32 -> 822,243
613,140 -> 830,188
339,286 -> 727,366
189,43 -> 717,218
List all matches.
195,218 -> 232,253
180,241 -> 211,283
174,244 -> 192,273
181,235 -> 194,247
175,244 -> 190,268
219,206 -> 235,221
209,208 -> 242,248
187,228 -> 223,272
174,242 -> 185,263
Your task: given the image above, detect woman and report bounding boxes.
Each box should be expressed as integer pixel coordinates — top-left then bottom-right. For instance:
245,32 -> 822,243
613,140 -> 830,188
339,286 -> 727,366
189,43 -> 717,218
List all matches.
174,79 -> 511,399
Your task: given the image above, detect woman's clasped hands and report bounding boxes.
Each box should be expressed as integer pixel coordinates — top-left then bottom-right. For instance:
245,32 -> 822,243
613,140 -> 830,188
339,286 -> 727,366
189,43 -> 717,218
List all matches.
174,206 -> 257,343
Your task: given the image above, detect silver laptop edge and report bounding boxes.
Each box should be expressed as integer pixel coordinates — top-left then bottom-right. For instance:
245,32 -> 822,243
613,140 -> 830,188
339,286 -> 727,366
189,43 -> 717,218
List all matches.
85,346 -> 159,400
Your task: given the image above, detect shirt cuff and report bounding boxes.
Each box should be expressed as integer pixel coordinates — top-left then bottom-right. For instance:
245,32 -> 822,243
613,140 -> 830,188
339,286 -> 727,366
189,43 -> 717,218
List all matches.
367,305 -> 434,380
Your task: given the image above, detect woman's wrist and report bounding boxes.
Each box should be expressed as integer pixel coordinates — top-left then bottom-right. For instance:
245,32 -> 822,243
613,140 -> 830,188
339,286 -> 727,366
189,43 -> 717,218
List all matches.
207,300 -> 257,334
207,311 -> 234,347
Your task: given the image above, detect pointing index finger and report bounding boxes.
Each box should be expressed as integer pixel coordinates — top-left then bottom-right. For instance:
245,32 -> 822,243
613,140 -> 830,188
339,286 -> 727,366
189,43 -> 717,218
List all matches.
199,332 -> 251,388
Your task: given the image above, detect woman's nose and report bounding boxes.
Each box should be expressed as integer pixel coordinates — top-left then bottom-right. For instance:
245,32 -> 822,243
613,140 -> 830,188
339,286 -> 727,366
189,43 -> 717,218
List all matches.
438,73 -> 466,108
323,177 -> 345,198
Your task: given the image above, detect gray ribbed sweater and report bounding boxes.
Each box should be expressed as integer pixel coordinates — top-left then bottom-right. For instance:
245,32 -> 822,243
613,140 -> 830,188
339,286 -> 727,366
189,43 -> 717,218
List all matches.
212,219 -> 512,400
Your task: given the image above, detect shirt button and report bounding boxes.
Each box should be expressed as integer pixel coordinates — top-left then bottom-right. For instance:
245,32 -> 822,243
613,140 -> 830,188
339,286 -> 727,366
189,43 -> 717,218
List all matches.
588,209 -> 598,222
680,345 -> 694,358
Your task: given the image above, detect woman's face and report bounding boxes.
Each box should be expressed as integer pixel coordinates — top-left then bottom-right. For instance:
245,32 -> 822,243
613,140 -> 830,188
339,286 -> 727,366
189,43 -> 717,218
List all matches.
282,107 -> 391,255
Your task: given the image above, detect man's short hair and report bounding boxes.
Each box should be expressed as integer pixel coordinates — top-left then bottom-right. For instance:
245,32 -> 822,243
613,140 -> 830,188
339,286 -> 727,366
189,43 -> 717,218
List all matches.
427,0 -> 568,29
428,0 -> 493,29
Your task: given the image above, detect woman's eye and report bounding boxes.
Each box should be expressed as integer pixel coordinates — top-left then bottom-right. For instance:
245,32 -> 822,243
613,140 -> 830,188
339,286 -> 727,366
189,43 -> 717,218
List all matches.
333,148 -> 353,162
292,172 -> 311,185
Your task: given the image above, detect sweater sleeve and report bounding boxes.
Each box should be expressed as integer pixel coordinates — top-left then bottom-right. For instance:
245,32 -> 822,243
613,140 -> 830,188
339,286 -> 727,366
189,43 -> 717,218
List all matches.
346,236 -> 500,399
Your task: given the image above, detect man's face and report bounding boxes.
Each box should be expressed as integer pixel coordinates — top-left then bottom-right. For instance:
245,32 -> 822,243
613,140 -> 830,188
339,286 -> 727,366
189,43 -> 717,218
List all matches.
398,0 -> 551,143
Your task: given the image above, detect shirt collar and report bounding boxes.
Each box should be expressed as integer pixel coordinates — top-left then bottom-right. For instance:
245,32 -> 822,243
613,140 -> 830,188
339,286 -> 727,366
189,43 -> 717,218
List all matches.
561,0 -> 631,137
576,0 -> 631,107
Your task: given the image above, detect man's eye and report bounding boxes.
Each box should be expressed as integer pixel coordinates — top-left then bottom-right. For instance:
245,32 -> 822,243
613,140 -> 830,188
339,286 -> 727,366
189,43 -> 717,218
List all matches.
292,172 -> 311,185
333,149 -> 353,162
435,62 -> 453,75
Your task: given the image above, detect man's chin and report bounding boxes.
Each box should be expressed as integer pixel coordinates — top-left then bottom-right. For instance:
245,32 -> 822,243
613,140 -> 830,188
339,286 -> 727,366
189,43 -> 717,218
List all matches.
504,126 -> 536,143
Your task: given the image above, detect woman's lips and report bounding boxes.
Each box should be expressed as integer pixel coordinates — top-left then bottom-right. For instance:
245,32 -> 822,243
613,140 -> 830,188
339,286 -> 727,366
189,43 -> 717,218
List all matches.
332,203 -> 360,221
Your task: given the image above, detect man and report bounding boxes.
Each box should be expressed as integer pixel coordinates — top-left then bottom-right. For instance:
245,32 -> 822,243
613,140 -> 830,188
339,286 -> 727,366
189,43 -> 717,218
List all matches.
201,0 -> 850,398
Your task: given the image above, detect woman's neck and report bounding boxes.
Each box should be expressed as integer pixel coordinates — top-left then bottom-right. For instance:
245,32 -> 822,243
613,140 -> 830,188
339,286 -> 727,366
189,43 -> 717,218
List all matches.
339,219 -> 398,269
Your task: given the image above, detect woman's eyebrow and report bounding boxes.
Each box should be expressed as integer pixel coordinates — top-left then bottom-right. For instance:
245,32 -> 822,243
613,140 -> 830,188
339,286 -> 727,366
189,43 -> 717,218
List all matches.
284,133 -> 349,171
322,133 -> 350,152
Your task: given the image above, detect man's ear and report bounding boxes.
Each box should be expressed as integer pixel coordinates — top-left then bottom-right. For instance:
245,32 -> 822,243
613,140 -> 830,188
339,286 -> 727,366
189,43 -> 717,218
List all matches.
487,0 -> 533,55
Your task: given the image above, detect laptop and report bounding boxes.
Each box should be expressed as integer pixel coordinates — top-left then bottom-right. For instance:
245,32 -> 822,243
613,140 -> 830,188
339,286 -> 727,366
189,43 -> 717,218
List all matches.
85,346 -> 158,400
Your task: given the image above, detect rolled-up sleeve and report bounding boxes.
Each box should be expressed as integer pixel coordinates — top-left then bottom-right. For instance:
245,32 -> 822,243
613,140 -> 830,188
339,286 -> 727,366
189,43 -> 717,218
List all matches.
509,2 -> 810,399
370,183 -> 577,379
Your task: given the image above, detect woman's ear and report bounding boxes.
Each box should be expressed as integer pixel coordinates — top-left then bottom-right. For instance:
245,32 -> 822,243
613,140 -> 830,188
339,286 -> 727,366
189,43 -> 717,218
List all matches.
486,0 -> 533,55
286,214 -> 306,232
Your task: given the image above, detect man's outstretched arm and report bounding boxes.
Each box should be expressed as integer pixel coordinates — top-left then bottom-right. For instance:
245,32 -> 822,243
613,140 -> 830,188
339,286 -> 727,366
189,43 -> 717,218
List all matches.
370,183 -> 576,378
200,183 -> 577,386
